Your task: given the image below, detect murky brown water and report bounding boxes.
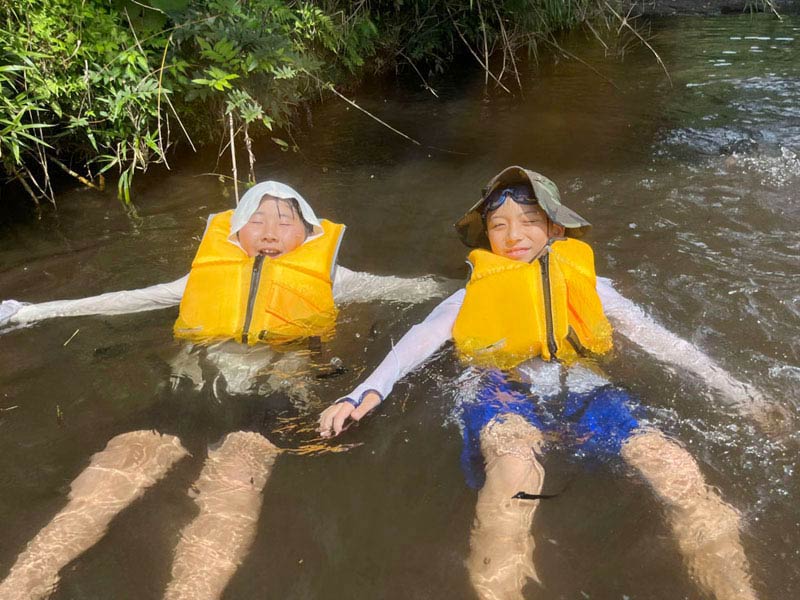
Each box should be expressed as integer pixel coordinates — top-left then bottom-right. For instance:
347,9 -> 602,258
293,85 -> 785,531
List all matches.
1,14 -> 799,600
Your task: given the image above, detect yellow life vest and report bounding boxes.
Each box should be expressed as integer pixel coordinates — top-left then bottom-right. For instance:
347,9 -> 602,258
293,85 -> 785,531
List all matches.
174,210 -> 345,345
452,238 -> 613,369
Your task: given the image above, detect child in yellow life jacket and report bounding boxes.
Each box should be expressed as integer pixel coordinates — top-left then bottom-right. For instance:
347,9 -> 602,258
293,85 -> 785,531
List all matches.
174,187 -> 344,345
0,181 -> 449,600
1,181 -> 447,395
319,166 -> 761,600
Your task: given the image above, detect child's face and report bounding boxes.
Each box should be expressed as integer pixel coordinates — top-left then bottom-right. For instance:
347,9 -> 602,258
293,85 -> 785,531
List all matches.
237,196 -> 308,258
486,201 -> 562,262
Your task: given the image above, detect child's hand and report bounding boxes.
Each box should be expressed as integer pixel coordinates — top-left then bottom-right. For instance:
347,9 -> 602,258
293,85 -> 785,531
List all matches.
318,391 -> 382,438
0,300 -> 26,326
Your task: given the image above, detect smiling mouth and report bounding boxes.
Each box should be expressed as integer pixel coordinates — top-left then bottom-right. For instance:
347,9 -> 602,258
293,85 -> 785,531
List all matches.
258,248 -> 281,257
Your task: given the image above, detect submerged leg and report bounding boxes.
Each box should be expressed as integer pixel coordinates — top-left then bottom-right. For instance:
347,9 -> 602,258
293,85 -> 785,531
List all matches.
621,429 -> 758,600
163,431 -> 280,600
0,431 -> 188,600
169,344 -> 204,392
467,414 -> 545,600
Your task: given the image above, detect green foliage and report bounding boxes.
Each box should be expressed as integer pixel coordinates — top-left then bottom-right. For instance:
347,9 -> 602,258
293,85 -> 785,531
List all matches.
0,0 -> 615,208
0,0 -> 381,205
1,0 -> 174,203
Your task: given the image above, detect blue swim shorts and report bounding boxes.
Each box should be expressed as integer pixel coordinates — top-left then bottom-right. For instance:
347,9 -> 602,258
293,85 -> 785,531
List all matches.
459,369 -> 643,489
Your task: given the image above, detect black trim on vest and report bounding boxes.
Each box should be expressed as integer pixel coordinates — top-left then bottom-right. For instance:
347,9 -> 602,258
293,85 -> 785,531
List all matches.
539,253 -> 558,360
241,254 -> 265,344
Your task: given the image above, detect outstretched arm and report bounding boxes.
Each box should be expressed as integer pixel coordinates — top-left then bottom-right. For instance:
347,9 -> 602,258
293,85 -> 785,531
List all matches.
332,265 -> 452,305
318,288 -> 464,437
596,277 -> 765,413
1,276 -> 188,328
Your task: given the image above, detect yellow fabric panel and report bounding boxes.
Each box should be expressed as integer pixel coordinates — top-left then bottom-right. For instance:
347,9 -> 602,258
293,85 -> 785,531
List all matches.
452,250 -> 544,369
174,210 -> 248,341
174,211 -> 344,344
248,260 -> 338,344
552,240 -> 613,356
453,239 -> 612,368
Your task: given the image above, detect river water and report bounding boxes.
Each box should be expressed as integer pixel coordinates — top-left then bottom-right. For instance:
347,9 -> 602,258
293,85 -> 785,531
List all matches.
1,14 -> 799,600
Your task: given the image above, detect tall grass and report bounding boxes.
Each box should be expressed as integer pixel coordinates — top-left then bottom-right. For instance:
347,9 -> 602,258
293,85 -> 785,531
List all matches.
0,1 -> 703,209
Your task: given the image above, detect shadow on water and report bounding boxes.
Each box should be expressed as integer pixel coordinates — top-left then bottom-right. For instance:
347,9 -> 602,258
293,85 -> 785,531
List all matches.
1,13 -> 799,600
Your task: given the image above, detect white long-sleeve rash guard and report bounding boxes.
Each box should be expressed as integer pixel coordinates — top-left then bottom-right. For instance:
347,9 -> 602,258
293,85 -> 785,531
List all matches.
2,266 -> 447,326
342,277 -> 765,412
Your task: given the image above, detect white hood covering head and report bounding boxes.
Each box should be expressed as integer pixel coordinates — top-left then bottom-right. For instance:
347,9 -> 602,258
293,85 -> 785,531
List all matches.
229,181 -> 322,240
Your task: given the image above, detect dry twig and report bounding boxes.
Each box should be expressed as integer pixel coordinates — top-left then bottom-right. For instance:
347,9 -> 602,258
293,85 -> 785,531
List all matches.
228,113 -> 239,203
303,70 -> 421,146
604,1 -> 672,87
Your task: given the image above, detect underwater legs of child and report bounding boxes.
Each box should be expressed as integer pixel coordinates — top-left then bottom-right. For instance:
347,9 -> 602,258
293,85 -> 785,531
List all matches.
467,414 -> 545,600
621,429 -> 758,600
0,431 -> 188,600
163,431 -> 280,600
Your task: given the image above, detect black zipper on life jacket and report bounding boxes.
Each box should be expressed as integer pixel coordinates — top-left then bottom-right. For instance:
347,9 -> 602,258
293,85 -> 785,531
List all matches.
539,252 -> 558,359
565,326 -> 587,356
241,254 -> 265,344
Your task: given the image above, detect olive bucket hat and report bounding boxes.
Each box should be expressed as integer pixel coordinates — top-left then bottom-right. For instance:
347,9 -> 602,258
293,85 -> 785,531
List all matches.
454,166 -> 592,248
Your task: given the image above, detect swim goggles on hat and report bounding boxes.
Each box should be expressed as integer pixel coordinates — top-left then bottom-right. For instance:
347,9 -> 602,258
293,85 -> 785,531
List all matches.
481,185 -> 537,217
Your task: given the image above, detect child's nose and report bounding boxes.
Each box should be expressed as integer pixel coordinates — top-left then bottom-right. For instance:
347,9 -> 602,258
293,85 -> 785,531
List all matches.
261,224 -> 279,241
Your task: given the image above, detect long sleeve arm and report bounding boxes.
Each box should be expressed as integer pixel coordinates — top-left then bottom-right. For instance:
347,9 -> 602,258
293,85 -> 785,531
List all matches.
332,265 -> 451,305
4,264 -> 444,328
596,277 -> 765,411
4,276 -> 188,327
342,289 -> 464,404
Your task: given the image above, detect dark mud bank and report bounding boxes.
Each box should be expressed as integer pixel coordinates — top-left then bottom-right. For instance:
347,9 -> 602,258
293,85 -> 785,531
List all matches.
628,0 -> 798,16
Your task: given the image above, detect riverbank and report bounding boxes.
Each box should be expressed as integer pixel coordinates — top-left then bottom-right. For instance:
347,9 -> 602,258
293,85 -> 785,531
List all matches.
2,0 -> 793,212
630,0 -> 798,16
1,0 -> 612,210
